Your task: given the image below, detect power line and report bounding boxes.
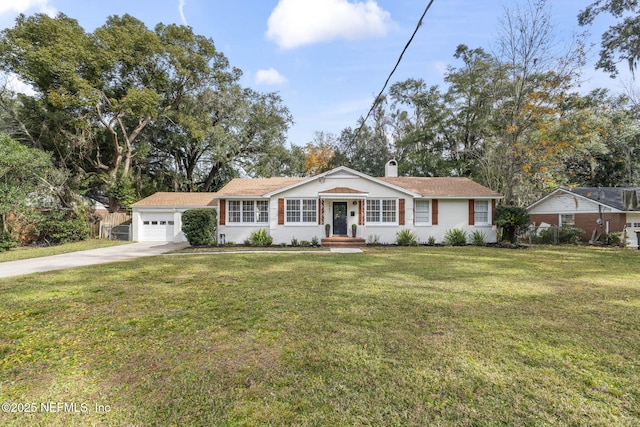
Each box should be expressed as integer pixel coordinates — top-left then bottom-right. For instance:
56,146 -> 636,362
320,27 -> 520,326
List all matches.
353,0 -> 436,140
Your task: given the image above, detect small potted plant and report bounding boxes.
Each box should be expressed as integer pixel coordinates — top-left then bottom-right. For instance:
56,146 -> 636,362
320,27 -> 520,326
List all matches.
325,224 -> 330,237
351,223 -> 357,238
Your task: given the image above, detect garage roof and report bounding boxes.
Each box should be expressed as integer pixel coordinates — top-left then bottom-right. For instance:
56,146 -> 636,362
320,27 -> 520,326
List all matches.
132,192 -> 217,207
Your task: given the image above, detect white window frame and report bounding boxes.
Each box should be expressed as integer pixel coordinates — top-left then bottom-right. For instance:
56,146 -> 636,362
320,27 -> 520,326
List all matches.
474,200 -> 491,226
366,198 -> 397,225
415,199 -> 431,226
227,200 -> 269,225
285,198 -> 317,225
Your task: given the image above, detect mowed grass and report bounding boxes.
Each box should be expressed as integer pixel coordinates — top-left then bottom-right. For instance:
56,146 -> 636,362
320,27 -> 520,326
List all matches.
0,246 -> 639,426
0,239 -> 131,263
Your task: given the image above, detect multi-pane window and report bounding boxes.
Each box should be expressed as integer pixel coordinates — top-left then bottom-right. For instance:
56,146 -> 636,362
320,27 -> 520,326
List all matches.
366,200 -> 380,223
560,214 -> 575,227
257,201 -> 269,223
242,200 -> 255,223
229,200 -> 241,223
382,200 -> 396,222
286,199 -> 300,223
303,199 -> 316,222
228,200 -> 268,224
415,200 -> 431,224
366,199 -> 396,223
474,200 -> 489,224
286,199 -> 317,223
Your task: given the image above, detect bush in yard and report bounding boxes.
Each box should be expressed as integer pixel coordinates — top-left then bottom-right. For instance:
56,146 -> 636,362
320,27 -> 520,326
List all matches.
471,230 -> 486,246
0,230 -> 17,252
444,228 -> 467,246
495,205 -> 530,244
181,209 -> 216,246
602,232 -> 623,247
558,226 -> 584,244
249,229 -> 273,247
538,226 -> 585,244
538,227 -> 555,244
35,209 -> 90,245
396,229 -> 418,246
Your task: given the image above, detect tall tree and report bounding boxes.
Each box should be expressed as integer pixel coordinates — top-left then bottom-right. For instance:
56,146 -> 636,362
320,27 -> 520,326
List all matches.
486,0 -> 585,203
578,0 -> 640,77
0,13 -> 238,208
442,45 -> 499,177
144,84 -> 293,191
0,134 -> 55,233
304,132 -> 336,176
387,79 -> 451,176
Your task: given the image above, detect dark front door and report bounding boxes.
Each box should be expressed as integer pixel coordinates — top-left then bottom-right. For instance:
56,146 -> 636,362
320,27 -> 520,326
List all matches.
333,202 -> 348,235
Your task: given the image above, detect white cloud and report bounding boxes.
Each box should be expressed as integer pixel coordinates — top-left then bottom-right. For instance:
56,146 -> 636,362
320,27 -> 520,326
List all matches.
5,73 -> 37,96
255,68 -> 288,85
178,0 -> 187,26
266,0 -> 393,50
0,0 -> 56,16
433,61 -> 448,78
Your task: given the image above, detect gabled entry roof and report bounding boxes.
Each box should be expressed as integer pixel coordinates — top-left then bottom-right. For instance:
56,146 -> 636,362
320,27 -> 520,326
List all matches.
318,187 -> 369,199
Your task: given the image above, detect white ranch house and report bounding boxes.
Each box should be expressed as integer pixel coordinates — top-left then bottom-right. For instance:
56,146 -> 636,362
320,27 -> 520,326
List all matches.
133,161 -> 502,245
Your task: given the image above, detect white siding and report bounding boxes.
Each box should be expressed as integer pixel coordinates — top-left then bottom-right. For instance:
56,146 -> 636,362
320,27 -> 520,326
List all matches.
133,207 -> 216,243
217,170 -> 498,245
626,213 -> 640,248
529,192 -> 607,214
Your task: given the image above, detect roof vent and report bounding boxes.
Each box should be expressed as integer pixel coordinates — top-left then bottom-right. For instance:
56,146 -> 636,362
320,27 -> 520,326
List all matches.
385,159 -> 398,177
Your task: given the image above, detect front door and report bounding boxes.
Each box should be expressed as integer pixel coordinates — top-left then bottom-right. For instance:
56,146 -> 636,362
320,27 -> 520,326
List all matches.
333,202 -> 348,235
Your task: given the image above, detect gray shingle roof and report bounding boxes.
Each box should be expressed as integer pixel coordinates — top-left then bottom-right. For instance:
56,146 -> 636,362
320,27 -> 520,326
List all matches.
568,187 -> 640,211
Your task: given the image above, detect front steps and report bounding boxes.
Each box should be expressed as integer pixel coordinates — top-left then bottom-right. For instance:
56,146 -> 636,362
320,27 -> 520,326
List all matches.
321,236 -> 366,248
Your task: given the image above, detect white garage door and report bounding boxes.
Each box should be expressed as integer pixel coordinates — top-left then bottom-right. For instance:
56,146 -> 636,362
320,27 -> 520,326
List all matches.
140,214 -> 175,242
626,213 -> 640,248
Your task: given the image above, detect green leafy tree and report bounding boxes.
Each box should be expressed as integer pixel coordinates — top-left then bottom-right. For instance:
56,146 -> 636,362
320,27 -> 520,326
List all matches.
495,205 -> 530,244
387,80 -> 451,176
332,119 -> 392,177
0,134 -> 53,235
0,13 -> 238,208
578,0 -> 640,76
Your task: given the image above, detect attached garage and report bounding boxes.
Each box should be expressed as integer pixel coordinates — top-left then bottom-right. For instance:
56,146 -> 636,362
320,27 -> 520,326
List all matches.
131,192 -> 217,243
139,213 -> 175,242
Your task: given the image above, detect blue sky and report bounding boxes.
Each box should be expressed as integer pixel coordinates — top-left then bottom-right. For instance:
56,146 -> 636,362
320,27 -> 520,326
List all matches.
0,0 -> 631,146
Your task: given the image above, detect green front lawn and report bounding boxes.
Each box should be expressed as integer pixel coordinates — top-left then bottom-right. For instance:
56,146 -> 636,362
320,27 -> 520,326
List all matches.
1,246 -> 639,426
0,239 -> 131,263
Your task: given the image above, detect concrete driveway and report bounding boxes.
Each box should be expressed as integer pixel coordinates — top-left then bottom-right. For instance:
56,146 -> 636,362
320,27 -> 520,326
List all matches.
0,242 -> 189,279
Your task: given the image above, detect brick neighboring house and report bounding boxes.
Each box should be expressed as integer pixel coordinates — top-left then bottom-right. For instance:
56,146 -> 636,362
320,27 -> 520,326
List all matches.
527,187 -> 640,247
